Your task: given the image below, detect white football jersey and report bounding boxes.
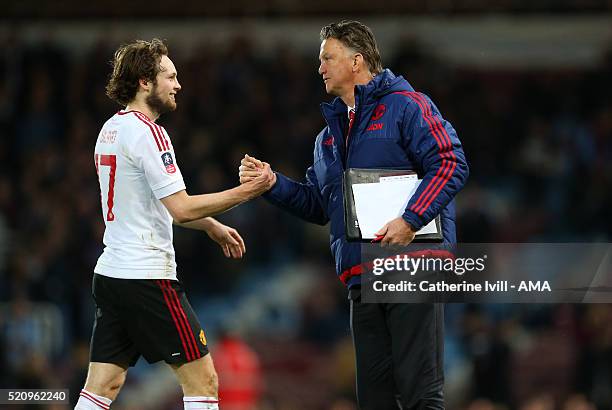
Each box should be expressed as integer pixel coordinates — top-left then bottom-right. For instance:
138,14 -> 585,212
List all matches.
93,110 -> 186,279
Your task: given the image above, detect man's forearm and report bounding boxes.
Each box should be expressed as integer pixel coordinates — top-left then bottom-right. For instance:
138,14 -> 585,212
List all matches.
163,186 -> 251,224
183,187 -> 251,221
165,162 -> 273,223
174,216 -> 217,231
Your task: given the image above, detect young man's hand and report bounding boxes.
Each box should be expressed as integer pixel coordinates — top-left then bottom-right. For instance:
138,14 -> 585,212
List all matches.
238,154 -> 276,190
205,220 -> 246,258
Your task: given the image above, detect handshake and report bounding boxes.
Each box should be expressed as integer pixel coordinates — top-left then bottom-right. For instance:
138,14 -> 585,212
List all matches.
237,154 -> 277,199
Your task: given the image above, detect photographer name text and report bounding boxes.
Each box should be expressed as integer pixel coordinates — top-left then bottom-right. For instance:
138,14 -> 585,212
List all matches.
373,280 -> 551,293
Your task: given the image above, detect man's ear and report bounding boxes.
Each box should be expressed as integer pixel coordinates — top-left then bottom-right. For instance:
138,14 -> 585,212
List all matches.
139,78 -> 151,92
353,53 -> 364,72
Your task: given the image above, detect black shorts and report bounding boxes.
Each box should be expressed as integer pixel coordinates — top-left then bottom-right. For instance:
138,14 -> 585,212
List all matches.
90,273 -> 209,367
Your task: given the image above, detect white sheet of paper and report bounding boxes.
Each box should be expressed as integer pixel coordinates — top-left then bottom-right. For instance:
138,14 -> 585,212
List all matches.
379,174 -> 418,183
351,179 -> 439,239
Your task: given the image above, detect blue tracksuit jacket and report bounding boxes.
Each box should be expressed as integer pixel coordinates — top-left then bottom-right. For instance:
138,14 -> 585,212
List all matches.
264,69 -> 469,288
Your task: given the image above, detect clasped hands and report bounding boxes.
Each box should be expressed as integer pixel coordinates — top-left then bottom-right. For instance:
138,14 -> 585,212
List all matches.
238,154 -> 276,199
238,154 -> 415,246
238,154 -> 276,192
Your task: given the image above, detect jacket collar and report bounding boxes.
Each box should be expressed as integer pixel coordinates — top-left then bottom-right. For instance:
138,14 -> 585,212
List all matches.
320,69 -> 414,120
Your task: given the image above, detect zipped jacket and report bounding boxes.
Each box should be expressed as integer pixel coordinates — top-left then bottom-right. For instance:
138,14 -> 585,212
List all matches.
264,69 -> 469,288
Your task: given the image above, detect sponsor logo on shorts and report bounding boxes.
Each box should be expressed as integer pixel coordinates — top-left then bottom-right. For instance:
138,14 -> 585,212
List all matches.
199,329 -> 207,346
171,352 -> 181,357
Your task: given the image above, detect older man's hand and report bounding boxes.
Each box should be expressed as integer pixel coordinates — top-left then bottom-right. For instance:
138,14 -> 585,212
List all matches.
374,217 -> 416,246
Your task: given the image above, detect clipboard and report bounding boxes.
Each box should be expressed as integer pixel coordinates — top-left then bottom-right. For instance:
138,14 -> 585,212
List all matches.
343,168 -> 443,243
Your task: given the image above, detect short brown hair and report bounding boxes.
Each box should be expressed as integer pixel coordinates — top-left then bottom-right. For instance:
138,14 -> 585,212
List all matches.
320,20 -> 383,75
105,38 -> 168,106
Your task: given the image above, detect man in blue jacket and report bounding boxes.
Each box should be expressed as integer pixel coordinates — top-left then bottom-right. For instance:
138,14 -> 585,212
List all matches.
239,20 -> 468,409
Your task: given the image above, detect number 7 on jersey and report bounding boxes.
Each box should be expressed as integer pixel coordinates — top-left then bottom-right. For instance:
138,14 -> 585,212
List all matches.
95,154 -> 117,221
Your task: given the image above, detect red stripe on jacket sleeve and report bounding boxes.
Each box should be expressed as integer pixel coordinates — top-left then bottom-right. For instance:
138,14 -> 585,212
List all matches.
396,91 -> 457,217
395,92 -> 449,212
409,92 -> 457,215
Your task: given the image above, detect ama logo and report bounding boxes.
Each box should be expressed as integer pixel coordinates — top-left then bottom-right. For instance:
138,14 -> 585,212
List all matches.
161,152 -> 176,174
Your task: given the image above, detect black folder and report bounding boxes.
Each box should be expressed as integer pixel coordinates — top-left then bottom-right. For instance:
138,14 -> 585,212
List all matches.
343,168 -> 443,243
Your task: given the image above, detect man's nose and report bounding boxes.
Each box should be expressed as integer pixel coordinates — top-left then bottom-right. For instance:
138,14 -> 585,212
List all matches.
318,63 -> 324,75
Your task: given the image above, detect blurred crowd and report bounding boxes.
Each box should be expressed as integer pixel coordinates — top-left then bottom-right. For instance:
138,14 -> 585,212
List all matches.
0,26 -> 611,410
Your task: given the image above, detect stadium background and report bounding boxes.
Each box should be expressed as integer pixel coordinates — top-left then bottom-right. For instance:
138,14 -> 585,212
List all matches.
1,2 -> 611,409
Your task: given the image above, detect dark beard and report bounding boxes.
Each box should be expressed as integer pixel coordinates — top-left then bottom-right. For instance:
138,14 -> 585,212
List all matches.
146,85 -> 175,116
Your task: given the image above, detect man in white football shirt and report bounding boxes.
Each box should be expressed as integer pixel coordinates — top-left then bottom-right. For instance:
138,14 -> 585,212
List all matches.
75,39 -> 273,410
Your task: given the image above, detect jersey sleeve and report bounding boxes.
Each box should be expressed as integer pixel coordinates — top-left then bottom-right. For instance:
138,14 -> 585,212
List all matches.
131,124 -> 186,200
